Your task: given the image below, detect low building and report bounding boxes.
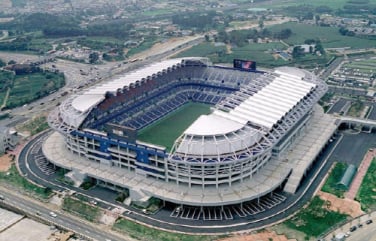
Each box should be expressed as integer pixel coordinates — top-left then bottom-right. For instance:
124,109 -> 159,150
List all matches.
0,126 -> 18,155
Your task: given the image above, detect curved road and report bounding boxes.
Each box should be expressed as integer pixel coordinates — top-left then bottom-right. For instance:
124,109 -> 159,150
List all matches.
13,130 -> 131,241
16,129 -> 343,235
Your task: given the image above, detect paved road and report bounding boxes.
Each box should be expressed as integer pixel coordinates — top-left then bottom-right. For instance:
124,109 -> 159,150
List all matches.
324,212 -> 376,240
17,128 -> 349,234
15,131 -> 133,241
327,98 -> 349,114
0,189 -> 129,241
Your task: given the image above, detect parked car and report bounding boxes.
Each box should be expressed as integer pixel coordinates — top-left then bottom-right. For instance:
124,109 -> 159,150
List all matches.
349,226 -> 357,232
366,219 -> 373,224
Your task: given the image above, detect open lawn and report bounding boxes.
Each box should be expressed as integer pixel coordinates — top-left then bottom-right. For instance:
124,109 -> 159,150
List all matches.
218,42 -> 287,66
267,22 -> 376,49
137,102 -> 212,151
321,162 -> 348,198
6,71 -> 64,108
62,196 -> 101,222
127,36 -> 160,57
176,39 -> 330,67
285,196 -> 348,237
113,218 -> 219,241
17,116 -> 49,136
356,159 -> 376,211
174,42 -> 227,63
176,41 -> 289,66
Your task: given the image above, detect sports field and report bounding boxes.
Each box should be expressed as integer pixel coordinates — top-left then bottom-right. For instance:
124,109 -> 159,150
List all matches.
137,102 -> 212,151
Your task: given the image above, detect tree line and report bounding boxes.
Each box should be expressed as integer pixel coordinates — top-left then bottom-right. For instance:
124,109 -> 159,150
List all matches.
215,28 -> 292,47
0,13 -> 134,39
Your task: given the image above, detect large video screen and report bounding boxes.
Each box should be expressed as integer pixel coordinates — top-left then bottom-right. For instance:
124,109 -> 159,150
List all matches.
233,59 -> 256,71
105,123 -> 137,143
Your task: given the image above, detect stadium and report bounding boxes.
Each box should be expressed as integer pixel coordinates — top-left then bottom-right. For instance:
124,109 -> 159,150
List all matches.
43,57 -> 332,221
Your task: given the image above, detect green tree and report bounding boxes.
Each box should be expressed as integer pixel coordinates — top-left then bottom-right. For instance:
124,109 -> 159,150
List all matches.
89,52 -> 99,64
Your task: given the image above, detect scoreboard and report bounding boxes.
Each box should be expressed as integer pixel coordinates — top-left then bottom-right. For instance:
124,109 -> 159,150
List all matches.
233,59 -> 256,71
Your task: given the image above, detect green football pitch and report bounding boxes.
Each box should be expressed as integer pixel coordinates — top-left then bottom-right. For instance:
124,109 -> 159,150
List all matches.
137,102 -> 212,151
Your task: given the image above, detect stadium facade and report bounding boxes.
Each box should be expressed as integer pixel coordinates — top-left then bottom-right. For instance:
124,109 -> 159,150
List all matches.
44,57 -> 328,218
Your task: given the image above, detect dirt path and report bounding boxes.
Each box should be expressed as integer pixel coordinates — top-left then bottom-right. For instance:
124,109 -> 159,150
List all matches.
0,87 -> 10,110
317,191 -> 364,218
0,154 -> 12,172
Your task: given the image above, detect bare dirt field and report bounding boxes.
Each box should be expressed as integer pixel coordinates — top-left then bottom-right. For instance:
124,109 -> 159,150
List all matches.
0,154 -> 12,172
317,191 -> 364,218
217,229 -> 297,241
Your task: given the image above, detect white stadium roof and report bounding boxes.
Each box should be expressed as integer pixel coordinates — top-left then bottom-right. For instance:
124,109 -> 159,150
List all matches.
184,114 -> 243,136
206,68 -> 316,129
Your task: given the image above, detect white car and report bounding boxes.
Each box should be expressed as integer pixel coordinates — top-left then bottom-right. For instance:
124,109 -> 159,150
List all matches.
49,211 -> 57,218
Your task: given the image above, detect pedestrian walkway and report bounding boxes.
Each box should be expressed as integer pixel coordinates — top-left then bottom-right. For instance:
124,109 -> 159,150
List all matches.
345,148 -> 376,200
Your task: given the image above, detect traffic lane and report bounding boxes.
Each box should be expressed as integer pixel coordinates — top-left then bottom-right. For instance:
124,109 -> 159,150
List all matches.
327,98 -> 348,114
328,86 -> 367,96
348,221 -> 376,241
328,131 -> 376,166
0,189 -> 127,241
367,103 -> 376,120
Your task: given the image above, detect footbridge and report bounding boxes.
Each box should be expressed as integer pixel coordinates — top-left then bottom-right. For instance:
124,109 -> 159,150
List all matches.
337,116 -> 376,132
338,116 -> 376,128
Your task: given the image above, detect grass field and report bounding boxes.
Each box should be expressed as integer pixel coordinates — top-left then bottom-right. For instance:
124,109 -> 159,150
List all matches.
348,99 -> 365,117
256,0 -> 376,10
141,8 -> 173,17
175,42 -> 227,63
321,162 -> 348,198
6,71 -> 64,108
267,22 -> 376,49
0,164 -> 52,199
127,36 -> 160,57
356,158 -> 376,211
176,41 -> 289,66
176,40 -> 330,67
62,196 -> 101,222
285,196 -> 348,237
17,115 -> 49,135
219,42 -> 287,66
113,218 -> 219,241
137,102 -> 212,151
